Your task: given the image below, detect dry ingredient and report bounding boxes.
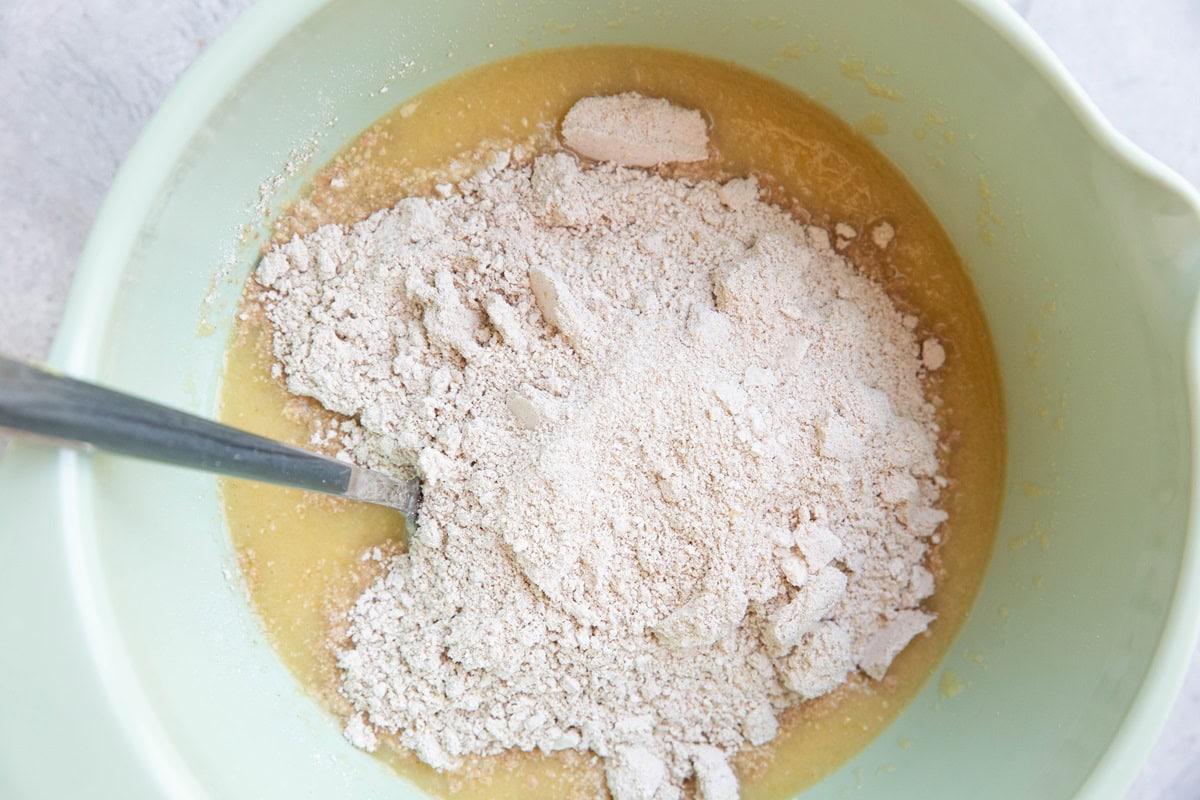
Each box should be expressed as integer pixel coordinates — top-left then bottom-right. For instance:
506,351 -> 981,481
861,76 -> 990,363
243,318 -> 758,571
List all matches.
561,92 -> 709,167
256,95 -> 947,800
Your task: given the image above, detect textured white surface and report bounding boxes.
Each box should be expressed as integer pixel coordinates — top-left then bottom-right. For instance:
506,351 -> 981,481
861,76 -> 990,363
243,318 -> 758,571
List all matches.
0,0 -> 1196,796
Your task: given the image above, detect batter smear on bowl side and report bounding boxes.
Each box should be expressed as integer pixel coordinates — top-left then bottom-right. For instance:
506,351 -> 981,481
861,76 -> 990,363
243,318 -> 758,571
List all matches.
255,93 -> 949,800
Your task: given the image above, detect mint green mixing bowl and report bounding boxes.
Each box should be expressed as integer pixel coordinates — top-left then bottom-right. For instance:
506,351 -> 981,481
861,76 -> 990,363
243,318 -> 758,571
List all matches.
2,0 -> 1199,797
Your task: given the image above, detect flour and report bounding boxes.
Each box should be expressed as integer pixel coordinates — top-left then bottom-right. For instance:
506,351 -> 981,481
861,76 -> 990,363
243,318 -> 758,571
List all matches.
561,92 -> 709,167
256,96 -> 945,800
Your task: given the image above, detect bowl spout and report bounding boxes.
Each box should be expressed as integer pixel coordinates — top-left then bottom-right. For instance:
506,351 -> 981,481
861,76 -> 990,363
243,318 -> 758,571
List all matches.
1091,150 -> 1200,323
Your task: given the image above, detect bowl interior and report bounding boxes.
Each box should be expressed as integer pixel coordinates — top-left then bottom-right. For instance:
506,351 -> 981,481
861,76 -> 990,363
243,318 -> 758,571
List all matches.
3,0 -> 1199,798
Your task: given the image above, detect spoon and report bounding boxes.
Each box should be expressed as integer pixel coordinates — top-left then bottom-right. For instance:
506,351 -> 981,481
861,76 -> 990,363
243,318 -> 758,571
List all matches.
0,355 -> 420,524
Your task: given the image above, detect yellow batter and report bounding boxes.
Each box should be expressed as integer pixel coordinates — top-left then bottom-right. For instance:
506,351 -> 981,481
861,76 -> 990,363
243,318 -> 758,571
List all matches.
221,45 -> 1004,800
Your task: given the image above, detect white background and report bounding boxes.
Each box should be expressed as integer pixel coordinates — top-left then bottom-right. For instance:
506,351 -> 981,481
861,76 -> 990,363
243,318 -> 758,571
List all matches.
0,0 -> 1197,795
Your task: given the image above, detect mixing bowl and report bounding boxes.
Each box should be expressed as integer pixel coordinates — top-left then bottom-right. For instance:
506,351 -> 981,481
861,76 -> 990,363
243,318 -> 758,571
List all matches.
2,0 -> 1199,797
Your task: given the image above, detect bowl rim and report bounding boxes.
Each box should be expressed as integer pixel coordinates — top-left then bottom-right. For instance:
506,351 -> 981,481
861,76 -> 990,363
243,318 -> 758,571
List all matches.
46,0 -> 1200,797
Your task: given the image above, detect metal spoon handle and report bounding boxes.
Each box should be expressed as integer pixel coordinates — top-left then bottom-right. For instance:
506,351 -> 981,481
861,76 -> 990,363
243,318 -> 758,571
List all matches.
0,355 -> 415,515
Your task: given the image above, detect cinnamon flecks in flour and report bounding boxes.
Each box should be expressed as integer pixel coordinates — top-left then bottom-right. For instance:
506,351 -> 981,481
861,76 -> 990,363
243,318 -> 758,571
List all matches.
561,92 -> 709,167
256,96 -> 945,800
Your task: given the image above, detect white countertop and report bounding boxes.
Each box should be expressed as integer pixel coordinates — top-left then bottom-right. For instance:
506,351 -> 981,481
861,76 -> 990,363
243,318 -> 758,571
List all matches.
0,0 -> 1197,796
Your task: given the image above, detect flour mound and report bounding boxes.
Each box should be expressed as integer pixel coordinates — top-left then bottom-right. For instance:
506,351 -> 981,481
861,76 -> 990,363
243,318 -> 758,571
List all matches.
258,149 -> 944,800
